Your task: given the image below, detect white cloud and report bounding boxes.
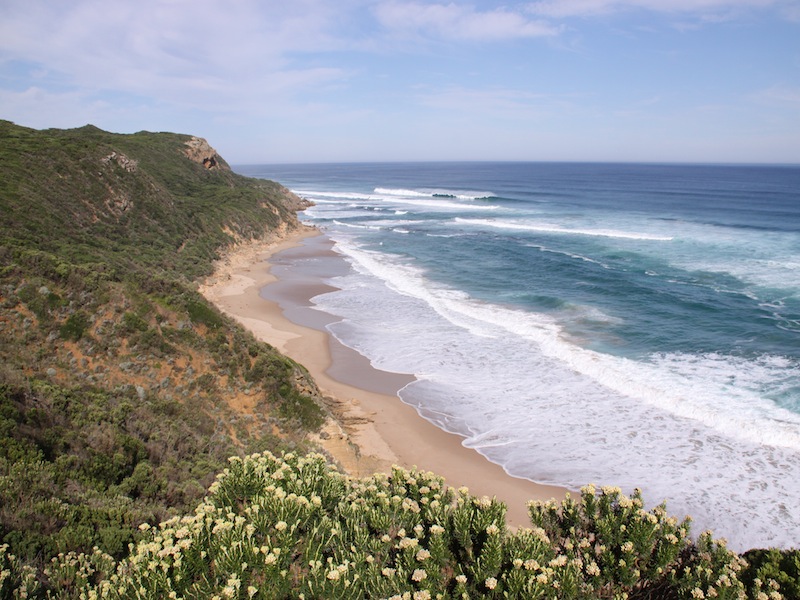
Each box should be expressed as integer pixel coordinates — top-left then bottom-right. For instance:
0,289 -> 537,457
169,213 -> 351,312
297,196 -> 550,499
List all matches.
415,85 -> 577,120
526,0 -> 784,18
373,2 -> 561,40
0,87 -> 98,129
370,0 -> 796,45
783,4 -> 800,21
1,0 -> 797,163
0,0 -> 350,114
751,84 -> 800,108
0,86 -> 161,133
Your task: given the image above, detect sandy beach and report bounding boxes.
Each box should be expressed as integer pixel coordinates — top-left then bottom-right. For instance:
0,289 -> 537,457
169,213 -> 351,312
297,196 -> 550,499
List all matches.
200,225 -> 568,526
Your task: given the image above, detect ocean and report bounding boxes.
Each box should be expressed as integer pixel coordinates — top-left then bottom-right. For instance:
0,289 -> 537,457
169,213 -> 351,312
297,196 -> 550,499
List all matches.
235,162 -> 800,551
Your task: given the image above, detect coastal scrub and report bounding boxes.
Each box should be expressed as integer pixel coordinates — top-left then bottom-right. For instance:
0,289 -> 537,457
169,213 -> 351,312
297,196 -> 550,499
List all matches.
3,451 -> 785,599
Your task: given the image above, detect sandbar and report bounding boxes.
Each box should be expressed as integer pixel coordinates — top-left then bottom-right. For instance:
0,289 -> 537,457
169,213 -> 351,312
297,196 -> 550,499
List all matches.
200,225 -> 568,526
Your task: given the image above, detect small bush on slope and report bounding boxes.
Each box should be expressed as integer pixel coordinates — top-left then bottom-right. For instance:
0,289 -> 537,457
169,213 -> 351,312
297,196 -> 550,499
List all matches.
2,451 -> 787,599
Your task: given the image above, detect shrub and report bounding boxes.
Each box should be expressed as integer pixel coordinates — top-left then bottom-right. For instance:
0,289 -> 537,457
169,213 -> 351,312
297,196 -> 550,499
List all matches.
276,386 -> 325,431
16,281 -> 63,321
59,312 -> 90,341
741,548 -> 800,599
120,311 -> 148,333
245,355 -> 292,385
12,451 -> 774,600
0,544 -> 39,598
186,298 -> 224,329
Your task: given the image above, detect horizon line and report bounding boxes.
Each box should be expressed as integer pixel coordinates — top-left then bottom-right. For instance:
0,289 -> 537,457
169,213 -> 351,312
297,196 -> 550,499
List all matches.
233,159 -> 800,168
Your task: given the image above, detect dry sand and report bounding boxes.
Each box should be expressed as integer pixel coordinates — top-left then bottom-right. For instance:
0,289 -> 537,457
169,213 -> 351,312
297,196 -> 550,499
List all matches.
200,225 -> 568,526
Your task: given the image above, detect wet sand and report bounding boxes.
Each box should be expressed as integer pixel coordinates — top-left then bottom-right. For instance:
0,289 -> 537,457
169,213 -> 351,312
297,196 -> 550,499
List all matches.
200,226 -> 568,526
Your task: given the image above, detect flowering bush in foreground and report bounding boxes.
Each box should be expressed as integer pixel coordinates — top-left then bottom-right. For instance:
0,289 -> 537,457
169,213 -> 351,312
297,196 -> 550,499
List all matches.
0,452 -> 786,599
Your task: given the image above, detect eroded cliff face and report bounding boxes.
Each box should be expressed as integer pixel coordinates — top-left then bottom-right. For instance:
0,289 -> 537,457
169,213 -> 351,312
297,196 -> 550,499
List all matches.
184,136 -> 227,170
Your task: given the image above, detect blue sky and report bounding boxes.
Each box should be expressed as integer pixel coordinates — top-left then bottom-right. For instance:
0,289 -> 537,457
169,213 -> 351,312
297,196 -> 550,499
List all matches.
1,0 -> 799,164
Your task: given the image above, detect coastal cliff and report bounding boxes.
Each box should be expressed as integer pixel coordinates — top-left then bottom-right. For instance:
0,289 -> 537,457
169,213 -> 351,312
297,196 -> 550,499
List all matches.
0,121 -> 327,561
1,122 -> 796,598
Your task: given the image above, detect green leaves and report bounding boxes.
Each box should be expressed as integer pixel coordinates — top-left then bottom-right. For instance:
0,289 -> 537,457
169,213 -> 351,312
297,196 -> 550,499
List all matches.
3,451 -> 766,599
59,312 -> 91,341
742,548 -> 800,599
186,298 -> 224,330
526,484 -> 746,598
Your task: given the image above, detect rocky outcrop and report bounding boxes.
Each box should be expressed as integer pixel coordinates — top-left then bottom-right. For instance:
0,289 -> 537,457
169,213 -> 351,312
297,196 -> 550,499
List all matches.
101,151 -> 138,173
272,187 -> 313,212
184,136 -> 226,170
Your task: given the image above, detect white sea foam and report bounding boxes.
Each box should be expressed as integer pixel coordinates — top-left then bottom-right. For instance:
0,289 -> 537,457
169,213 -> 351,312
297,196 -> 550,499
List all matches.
364,219 -> 426,228
306,234 -> 800,550
627,220 -> 800,295
526,243 -> 611,269
295,189 -> 379,201
384,198 -> 500,211
426,233 -> 462,238
680,256 -> 800,296
455,218 -> 674,241
375,187 -> 495,200
331,237 -> 800,449
332,220 -> 383,230
265,162 -> 800,550
301,198 -> 341,204
294,188 -> 501,211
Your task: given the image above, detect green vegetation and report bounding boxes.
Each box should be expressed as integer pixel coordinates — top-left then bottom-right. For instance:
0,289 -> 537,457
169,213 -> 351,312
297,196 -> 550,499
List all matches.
0,120 -> 796,597
741,549 -> 800,600
0,120 -> 305,282
0,121 -> 324,571
0,452 -> 794,599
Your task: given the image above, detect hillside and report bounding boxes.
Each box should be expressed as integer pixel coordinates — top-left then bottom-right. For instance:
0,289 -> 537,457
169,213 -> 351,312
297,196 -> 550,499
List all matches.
1,122 -> 798,599
0,121 -> 327,562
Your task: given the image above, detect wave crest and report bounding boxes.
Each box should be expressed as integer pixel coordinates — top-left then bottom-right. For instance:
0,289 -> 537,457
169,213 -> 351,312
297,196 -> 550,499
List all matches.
455,218 -> 674,241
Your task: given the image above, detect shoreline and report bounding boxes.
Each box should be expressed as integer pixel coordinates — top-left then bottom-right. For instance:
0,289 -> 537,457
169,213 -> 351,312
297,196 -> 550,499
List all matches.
200,225 -> 568,526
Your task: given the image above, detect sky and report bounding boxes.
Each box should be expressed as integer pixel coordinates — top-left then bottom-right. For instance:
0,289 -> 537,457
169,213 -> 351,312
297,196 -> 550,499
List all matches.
1,0 -> 799,164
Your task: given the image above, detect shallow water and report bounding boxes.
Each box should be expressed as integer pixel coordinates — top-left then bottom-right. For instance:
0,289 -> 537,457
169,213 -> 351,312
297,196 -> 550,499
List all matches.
238,162 -> 800,550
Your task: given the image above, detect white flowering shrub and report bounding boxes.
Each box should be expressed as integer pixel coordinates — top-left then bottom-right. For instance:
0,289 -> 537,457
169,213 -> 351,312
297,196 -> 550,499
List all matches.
1,544 -> 38,598
1,452 -> 785,599
527,485 -> 749,599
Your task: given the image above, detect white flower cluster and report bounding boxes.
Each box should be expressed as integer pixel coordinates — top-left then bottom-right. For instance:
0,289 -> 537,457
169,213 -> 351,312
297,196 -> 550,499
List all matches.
5,453 -> 772,600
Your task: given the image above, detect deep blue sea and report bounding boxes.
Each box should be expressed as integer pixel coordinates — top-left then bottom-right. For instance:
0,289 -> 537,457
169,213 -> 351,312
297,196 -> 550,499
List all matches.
236,162 -> 800,550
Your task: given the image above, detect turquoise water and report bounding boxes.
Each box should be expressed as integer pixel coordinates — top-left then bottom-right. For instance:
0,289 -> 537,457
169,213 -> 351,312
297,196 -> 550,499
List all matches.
237,162 -> 800,550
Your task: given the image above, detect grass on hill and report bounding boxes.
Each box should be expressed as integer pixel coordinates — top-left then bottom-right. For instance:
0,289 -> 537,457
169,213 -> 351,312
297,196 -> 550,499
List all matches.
0,120 -> 325,565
